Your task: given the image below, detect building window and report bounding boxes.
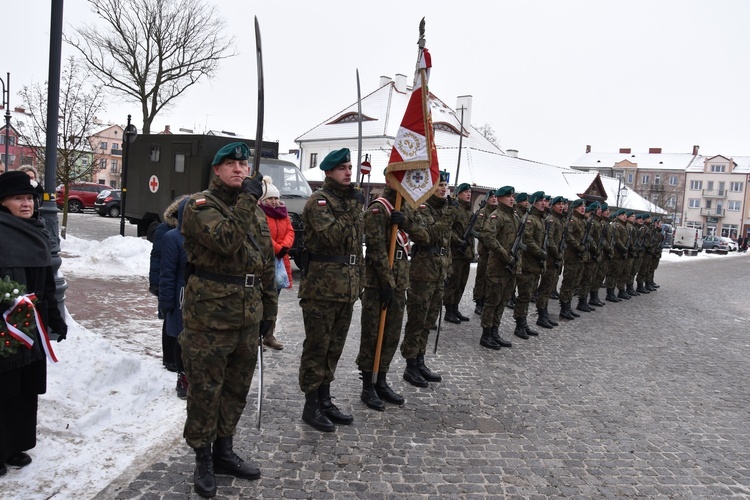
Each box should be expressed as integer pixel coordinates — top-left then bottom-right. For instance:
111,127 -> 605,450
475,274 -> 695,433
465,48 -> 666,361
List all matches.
730,182 -> 743,192
666,196 -> 676,208
654,174 -> 661,185
100,158 -> 107,169
728,200 -> 741,211
111,142 -> 119,150
689,180 -> 702,190
641,175 -> 650,184
688,198 -> 700,208
710,164 -> 725,173
21,156 -> 33,165
651,195 -> 659,204
110,160 -> 118,173
99,141 -> 108,149
0,154 -> 16,166
626,173 -> 633,184
686,221 -> 701,229
668,175 -> 678,186
0,135 -> 16,146
721,224 -> 738,238
310,152 -> 318,170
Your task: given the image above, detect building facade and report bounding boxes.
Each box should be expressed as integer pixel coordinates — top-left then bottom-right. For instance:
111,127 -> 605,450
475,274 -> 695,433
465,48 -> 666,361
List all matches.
89,124 -> 124,188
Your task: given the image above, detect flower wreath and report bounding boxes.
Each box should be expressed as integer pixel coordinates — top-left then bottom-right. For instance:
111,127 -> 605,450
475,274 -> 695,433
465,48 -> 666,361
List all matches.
0,275 -> 59,364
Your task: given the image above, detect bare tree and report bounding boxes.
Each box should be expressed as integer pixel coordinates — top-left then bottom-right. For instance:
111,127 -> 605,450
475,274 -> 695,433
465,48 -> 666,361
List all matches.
18,57 -> 106,237
474,123 -> 501,149
67,0 -> 235,134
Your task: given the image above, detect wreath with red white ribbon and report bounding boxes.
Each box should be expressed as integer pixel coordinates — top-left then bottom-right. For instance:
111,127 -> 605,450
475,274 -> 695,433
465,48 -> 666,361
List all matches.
0,277 -> 40,357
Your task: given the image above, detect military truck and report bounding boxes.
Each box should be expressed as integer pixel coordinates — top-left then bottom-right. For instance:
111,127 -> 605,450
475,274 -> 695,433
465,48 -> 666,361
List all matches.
124,134 -> 312,266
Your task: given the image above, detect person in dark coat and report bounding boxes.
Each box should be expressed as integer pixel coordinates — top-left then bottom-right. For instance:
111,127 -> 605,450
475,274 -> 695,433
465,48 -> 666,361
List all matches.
159,198 -> 189,399
148,197 -> 186,371
0,170 -> 67,477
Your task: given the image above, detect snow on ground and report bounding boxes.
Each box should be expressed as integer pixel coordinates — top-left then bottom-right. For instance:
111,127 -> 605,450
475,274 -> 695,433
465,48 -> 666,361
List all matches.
3,236 -> 183,500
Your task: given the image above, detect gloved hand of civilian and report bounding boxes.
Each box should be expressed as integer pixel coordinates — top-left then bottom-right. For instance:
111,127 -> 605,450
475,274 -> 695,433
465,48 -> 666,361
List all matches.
276,246 -> 289,258
390,210 -> 406,228
148,287 -> 159,297
241,173 -> 264,199
54,324 -> 68,342
379,285 -> 394,309
259,319 -> 274,339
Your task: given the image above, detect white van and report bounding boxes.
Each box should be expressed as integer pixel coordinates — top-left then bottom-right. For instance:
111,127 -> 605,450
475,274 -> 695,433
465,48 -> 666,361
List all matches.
672,227 -> 703,250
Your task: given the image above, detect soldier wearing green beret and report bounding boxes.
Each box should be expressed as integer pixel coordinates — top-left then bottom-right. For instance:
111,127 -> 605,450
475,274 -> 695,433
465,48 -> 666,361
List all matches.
644,218 -> 663,290
611,209 -> 632,299
575,202 -> 600,313
471,189 -> 499,315
179,141 -> 275,497
401,171 -> 454,386
478,185 -> 517,350
590,203 -> 614,305
444,182 -> 475,324
635,214 -> 653,294
298,148 -> 365,432
512,190 -> 547,338
558,198 -> 588,320
535,196 -> 564,328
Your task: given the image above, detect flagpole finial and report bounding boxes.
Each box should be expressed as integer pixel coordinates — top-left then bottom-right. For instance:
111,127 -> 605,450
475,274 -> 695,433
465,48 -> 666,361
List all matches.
418,18 -> 426,48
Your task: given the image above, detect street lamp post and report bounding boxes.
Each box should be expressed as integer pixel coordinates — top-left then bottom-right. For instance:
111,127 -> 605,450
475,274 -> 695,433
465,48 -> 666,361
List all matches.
0,72 -> 10,173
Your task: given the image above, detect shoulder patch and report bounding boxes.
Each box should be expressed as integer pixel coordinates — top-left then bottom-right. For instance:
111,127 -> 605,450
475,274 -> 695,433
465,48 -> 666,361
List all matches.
490,214 -> 497,219
478,213 -> 484,217
371,208 -> 380,214
317,200 -> 327,206
195,198 -> 207,206
418,204 -> 426,209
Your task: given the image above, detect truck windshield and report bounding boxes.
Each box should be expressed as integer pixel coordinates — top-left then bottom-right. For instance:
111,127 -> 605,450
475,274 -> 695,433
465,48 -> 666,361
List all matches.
261,162 -> 313,197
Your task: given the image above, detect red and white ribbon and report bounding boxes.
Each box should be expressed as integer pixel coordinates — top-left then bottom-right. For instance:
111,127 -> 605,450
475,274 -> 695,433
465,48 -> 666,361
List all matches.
2,293 -> 58,363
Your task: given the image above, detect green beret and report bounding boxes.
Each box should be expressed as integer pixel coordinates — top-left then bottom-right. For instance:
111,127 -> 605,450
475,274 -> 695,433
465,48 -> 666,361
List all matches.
544,194 -> 551,201
570,198 -> 585,209
625,210 -> 634,217
212,142 -> 250,166
529,191 -> 545,203
550,196 -> 564,206
635,214 -> 643,220
496,185 -> 514,197
653,217 -> 660,222
515,192 -> 528,202
585,201 -> 600,212
320,148 -> 351,171
457,183 -> 471,194
439,170 -> 450,183
600,203 -> 608,211
643,213 -> 652,219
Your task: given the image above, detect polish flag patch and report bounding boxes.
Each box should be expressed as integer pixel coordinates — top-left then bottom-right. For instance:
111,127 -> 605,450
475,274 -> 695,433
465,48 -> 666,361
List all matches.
195,198 -> 207,206
372,208 -> 380,214
317,200 -> 327,206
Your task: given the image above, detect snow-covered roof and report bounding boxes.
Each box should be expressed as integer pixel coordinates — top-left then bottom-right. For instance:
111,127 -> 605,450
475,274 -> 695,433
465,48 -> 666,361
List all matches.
686,154 -> 750,173
571,151 -> 697,171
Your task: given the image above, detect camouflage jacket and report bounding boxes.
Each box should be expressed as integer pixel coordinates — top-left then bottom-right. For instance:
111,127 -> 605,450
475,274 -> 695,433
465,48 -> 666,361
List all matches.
181,177 -> 278,331
409,194 -> 453,282
587,214 -> 601,262
298,177 -> 364,303
363,186 -> 428,291
449,198 -> 475,261
613,219 -> 629,258
546,211 -> 564,262
474,204 -> 497,255
484,203 -> 520,277
563,211 -> 589,263
522,206 -> 546,274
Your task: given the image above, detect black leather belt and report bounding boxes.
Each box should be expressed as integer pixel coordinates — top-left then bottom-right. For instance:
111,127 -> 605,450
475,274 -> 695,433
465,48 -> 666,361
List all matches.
309,254 -> 359,265
395,249 -> 408,260
413,245 -> 448,256
194,269 -> 262,287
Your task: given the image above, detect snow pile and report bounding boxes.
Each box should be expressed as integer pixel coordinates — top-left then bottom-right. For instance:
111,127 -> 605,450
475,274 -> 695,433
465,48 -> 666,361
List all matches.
60,234 -> 152,277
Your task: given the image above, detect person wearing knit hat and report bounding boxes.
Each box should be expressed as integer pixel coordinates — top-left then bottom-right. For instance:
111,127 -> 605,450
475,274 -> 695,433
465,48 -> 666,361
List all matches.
558,197 -> 589,320
259,176 -> 293,351
444,182 -> 474,324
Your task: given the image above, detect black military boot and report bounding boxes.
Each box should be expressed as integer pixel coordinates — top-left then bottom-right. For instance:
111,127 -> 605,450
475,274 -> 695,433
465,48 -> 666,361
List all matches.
559,301 -> 576,320
480,327 -> 502,350
513,317 -> 529,339
636,282 -> 650,294
375,371 -> 405,405
416,354 -> 442,382
544,307 -> 559,326
617,288 -> 631,300
536,308 -> 554,329
550,289 -> 559,300
455,305 -> 470,322
193,446 -> 217,498
507,295 -> 516,309
576,297 -> 594,312
318,384 -> 353,425
605,288 -> 620,302
213,436 -> 260,480
627,283 -> 639,297
403,358 -> 429,387
302,390 -> 335,432
360,371 -> 385,411
474,299 -> 484,315
650,281 -> 660,288
444,304 -> 461,324
589,290 -> 605,307
491,326 -> 513,347
646,282 -> 657,291
522,316 -> 540,336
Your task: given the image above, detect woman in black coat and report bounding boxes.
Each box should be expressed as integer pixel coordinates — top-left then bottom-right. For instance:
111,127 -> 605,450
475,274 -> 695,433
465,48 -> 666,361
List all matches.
0,170 -> 67,477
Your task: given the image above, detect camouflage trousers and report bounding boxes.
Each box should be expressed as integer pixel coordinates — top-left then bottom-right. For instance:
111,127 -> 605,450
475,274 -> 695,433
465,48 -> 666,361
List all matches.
646,254 -> 662,282
577,261 -> 597,299
357,287 -> 406,373
591,258 -> 610,292
559,260 -> 584,303
535,258 -> 560,310
179,326 -> 259,449
481,274 -> 516,328
513,271 -> 540,318
402,279 -> 443,359
299,298 -> 354,394
636,254 -> 652,283
472,251 -> 490,302
619,257 -> 635,288
444,257 -> 471,306
606,258 -> 624,289
629,256 -> 642,283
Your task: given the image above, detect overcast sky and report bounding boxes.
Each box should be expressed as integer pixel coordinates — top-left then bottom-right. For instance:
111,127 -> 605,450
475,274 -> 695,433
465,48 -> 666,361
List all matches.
5,0 -> 750,166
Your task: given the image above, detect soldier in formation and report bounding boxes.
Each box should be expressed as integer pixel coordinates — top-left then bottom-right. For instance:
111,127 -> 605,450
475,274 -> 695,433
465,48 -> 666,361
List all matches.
512,191 -> 546,339
444,183 -> 475,324
471,189 -> 499,315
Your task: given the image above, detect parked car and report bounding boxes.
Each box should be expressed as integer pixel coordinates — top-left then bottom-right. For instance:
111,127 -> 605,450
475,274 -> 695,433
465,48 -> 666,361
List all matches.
719,236 -> 738,251
672,227 -> 702,250
56,182 -> 111,213
94,189 -> 122,217
702,235 -> 728,250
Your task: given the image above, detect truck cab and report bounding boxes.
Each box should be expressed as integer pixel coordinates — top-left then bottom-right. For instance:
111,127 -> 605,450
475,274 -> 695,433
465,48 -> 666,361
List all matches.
124,134 -> 311,265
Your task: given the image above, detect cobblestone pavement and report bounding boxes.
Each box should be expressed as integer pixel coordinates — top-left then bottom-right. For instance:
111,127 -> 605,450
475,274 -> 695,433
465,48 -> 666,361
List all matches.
88,256 -> 750,499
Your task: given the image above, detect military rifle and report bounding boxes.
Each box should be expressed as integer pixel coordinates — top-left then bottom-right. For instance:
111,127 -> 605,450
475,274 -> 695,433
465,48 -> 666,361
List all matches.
506,207 -> 530,273
623,226 -> 633,258
540,218 -> 551,264
459,190 -> 491,252
557,209 -> 574,268
596,222 -> 607,259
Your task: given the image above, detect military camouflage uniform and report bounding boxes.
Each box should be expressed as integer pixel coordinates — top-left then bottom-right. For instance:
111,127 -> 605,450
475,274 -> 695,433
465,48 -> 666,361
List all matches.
471,203 -> 497,305
577,213 -> 598,303
559,210 -> 588,304
401,195 -> 453,359
612,218 -> 630,291
536,210 -> 564,310
444,198 -> 475,308
298,177 -> 364,394
480,203 -> 519,329
591,215 -> 614,293
180,176 -> 278,449
513,206 -> 545,319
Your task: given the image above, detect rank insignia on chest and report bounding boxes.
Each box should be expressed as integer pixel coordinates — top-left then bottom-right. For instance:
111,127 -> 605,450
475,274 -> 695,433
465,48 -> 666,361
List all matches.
317,200 -> 327,206
195,198 -> 207,206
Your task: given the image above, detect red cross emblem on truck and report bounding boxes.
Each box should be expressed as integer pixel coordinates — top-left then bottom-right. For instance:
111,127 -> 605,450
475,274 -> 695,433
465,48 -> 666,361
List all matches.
149,175 -> 159,193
